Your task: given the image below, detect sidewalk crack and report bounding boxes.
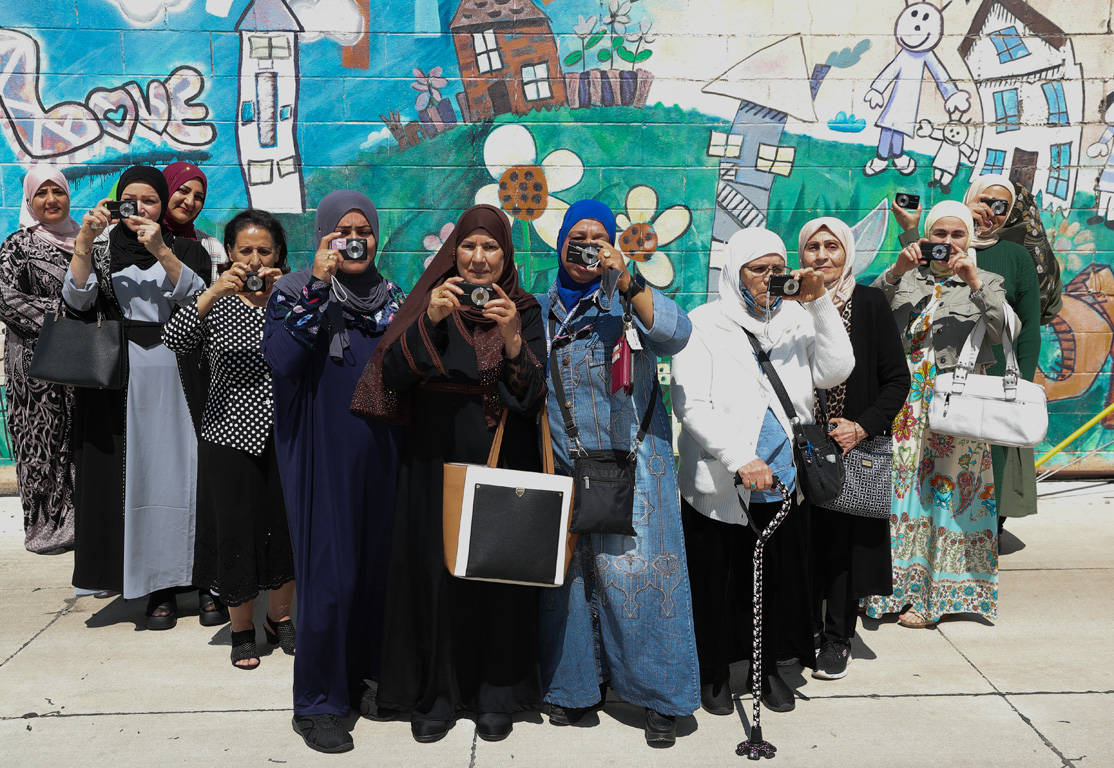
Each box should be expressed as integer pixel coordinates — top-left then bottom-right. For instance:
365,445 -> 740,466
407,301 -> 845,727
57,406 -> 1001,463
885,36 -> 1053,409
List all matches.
0,597 -> 77,670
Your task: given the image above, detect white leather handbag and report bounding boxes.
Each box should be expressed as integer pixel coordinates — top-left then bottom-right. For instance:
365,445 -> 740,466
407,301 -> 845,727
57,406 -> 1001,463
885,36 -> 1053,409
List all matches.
928,315 -> 1048,447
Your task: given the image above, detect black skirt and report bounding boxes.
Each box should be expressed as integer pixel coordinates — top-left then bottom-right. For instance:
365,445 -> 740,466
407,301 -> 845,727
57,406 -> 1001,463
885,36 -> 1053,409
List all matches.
192,436 -> 295,606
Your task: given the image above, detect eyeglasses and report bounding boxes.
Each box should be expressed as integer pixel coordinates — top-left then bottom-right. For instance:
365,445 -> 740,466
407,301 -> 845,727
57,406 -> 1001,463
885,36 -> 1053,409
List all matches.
742,265 -> 787,277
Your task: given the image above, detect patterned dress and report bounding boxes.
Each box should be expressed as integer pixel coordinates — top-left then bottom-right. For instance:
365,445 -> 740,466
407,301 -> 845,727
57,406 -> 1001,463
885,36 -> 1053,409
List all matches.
864,286 -> 998,623
0,229 -> 75,553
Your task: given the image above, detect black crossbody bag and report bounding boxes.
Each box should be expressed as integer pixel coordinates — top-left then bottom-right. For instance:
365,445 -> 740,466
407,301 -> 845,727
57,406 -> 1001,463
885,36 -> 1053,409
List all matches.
549,317 -> 658,536
744,330 -> 844,506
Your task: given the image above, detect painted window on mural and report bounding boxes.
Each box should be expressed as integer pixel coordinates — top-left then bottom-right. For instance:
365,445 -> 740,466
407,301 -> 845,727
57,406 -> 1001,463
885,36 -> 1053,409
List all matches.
248,160 -> 273,186
708,130 -> 743,159
521,64 -> 551,102
473,30 -> 502,74
983,149 -> 1007,175
1042,82 -> 1069,126
256,71 -> 278,148
993,89 -> 1020,133
249,35 -> 291,60
277,156 -> 298,178
1047,142 -> 1071,200
240,101 -> 255,124
755,143 -> 795,176
989,26 -> 1030,63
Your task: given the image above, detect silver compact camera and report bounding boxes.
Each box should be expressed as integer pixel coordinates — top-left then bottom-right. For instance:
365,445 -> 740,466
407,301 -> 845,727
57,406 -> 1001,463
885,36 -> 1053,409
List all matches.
243,272 -> 265,292
457,281 -> 493,308
768,274 -> 800,297
330,237 -> 368,261
107,200 -> 138,219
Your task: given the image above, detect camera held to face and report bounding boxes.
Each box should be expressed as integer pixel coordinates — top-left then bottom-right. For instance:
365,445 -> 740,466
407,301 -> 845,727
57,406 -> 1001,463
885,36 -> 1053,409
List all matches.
895,192 -> 920,210
457,281 -> 493,309
242,272 -> 265,293
566,240 -> 601,268
767,274 -> 801,298
920,242 -> 951,263
330,237 -> 368,261
980,197 -> 1009,216
106,200 -> 138,219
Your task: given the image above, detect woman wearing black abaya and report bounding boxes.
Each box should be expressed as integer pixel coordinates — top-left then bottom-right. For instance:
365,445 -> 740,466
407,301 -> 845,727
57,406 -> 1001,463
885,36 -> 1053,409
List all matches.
352,204 -> 547,745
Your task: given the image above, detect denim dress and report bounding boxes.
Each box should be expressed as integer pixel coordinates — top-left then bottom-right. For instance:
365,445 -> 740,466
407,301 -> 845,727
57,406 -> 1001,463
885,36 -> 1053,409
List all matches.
538,281 -> 701,716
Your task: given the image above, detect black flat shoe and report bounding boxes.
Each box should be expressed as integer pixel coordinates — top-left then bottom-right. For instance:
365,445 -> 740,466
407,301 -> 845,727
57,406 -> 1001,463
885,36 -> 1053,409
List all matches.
230,626 -> 259,670
264,615 -> 296,655
292,714 -> 353,753
144,590 -> 177,631
762,669 -> 796,712
644,709 -> 676,746
700,681 -> 733,715
476,712 -> 512,742
358,685 -> 398,722
198,590 -> 229,627
411,719 -> 452,744
545,703 -> 591,726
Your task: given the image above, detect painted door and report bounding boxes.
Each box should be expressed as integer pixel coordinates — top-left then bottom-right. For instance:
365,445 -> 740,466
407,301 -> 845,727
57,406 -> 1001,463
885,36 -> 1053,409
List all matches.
1010,149 -> 1038,190
488,80 -> 512,116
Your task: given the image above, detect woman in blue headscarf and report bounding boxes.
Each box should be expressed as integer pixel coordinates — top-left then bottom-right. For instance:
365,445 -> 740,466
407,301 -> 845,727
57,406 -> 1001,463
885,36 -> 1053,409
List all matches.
537,200 -> 700,747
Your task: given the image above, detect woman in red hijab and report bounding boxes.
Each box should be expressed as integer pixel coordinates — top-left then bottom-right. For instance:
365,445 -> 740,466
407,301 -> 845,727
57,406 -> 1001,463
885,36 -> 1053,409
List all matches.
162,161 -> 225,282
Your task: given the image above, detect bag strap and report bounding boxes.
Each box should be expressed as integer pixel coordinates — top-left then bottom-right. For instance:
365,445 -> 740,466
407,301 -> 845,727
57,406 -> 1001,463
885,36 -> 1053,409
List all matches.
744,330 -> 801,428
548,314 -> 658,457
485,400 -> 558,475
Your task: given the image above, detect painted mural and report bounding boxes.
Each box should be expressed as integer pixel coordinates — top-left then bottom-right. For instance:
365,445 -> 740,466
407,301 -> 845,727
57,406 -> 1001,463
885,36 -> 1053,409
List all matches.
0,0 -> 1112,474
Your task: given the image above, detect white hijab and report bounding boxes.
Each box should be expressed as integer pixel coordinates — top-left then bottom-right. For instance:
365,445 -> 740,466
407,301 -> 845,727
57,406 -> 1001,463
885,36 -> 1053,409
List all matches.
963,173 -> 1016,249
718,227 -> 809,350
797,217 -> 856,313
923,200 -> 977,279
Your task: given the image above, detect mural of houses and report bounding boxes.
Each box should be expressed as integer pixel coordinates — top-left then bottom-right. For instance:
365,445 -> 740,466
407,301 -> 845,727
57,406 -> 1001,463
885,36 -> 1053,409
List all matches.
235,0 -> 306,213
449,0 -> 566,122
960,0 -> 1083,211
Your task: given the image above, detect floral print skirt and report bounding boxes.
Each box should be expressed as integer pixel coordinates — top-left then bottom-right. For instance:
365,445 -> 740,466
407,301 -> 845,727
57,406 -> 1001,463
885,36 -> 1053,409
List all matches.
864,338 -> 998,623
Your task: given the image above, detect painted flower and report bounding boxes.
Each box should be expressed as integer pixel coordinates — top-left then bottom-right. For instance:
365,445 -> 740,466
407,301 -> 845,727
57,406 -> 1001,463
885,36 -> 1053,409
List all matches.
1051,212 -> 1096,276
411,67 -> 448,111
475,124 -> 584,248
422,222 -> 454,267
625,20 -> 655,45
605,0 -> 631,31
574,14 -> 599,38
614,185 -> 692,288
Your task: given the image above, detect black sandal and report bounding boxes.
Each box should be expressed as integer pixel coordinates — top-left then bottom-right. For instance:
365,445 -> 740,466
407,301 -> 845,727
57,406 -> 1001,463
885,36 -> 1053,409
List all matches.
144,590 -> 177,631
265,615 -> 296,655
230,626 -> 259,670
198,590 -> 229,627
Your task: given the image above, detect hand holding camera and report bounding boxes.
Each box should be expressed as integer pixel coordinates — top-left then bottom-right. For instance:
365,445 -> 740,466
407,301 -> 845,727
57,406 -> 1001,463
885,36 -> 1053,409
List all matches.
329,237 -> 368,261
129,214 -> 171,258
770,267 -> 825,302
565,237 -> 631,292
427,276 -> 464,325
312,232 -> 344,282
890,192 -> 923,234
967,197 -> 1007,234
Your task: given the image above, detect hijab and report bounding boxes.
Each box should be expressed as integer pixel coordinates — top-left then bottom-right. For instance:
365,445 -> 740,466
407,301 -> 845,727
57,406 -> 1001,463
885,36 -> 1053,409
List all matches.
161,161 -> 207,240
922,200 -> 977,279
19,166 -> 80,253
554,200 -> 616,311
108,165 -> 172,272
353,204 -> 539,426
963,173 -> 1016,249
797,217 -> 857,313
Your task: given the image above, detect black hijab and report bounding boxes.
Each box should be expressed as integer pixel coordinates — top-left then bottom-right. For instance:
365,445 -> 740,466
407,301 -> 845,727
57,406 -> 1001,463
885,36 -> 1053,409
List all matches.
109,165 -> 173,273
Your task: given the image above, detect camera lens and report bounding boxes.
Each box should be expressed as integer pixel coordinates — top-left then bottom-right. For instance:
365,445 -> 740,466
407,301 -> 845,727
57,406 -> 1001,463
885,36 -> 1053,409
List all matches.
244,274 -> 264,292
784,278 -> 800,295
896,194 -> 908,206
346,241 -> 365,259
471,288 -> 489,307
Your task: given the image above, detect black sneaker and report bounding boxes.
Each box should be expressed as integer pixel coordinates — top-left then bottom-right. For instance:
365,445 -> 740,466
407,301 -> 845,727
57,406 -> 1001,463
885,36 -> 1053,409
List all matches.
644,709 -> 676,746
292,714 -> 353,753
812,640 -> 852,680
700,681 -> 733,715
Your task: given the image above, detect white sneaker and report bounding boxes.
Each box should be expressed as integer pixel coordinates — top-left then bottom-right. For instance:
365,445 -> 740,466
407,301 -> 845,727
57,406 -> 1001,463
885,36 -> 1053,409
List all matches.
863,156 -> 888,176
893,154 -> 917,175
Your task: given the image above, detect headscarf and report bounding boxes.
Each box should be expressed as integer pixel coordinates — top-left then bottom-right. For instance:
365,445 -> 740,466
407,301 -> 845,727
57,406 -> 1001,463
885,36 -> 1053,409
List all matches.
161,161 -> 207,240
718,228 -> 804,347
109,165 -> 172,273
312,190 -> 389,362
797,217 -> 857,313
922,200 -> 977,279
554,200 -> 616,311
352,203 -> 539,426
963,172 -> 1016,249
19,166 -> 80,253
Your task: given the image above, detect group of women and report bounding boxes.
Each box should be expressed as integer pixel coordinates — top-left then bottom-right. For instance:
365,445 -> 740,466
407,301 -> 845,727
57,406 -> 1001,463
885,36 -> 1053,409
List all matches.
0,159 -> 1051,755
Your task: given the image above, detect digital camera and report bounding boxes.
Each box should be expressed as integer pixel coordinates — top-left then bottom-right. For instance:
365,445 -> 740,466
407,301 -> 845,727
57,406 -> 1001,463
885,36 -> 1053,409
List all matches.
242,272 -> 265,293
894,192 -> 920,210
106,200 -> 138,219
457,281 -> 493,308
566,240 -> 601,268
330,237 -> 368,261
980,197 -> 1009,216
920,242 -> 951,262
768,274 -> 801,297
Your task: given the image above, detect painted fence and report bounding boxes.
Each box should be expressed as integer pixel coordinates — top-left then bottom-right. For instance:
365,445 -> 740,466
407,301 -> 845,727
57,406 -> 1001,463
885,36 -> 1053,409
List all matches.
0,0 -> 1112,474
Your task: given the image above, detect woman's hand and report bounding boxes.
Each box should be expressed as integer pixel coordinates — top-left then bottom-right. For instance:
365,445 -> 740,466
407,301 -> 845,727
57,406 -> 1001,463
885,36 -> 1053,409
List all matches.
482,283 -> 522,358
75,198 -> 112,254
967,199 -> 995,234
257,266 -> 284,295
130,216 -> 172,259
891,242 -> 924,281
828,418 -> 865,452
312,232 -> 342,282
736,458 -> 773,492
426,276 -> 463,325
786,267 -> 826,302
890,198 -> 922,234
949,244 -> 982,291
592,239 -> 631,292
208,262 -> 248,300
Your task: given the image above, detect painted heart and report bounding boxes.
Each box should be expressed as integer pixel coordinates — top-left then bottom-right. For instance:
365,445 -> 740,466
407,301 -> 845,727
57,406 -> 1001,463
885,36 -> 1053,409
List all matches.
102,105 -> 127,125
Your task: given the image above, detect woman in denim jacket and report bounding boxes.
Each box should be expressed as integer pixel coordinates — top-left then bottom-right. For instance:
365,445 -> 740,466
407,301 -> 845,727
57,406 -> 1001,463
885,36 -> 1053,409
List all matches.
537,200 -> 699,747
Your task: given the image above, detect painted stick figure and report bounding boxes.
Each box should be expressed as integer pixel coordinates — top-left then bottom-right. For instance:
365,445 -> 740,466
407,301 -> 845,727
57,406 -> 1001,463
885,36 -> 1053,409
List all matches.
1086,92 -> 1114,229
916,118 -> 977,194
863,1 -> 971,177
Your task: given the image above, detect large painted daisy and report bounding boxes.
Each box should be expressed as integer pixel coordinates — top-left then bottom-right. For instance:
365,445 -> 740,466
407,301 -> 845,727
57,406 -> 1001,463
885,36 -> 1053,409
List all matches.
614,185 -> 692,288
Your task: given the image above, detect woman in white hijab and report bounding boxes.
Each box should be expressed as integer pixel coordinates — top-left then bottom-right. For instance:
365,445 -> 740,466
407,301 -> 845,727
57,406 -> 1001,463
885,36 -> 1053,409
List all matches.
797,218 -> 910,681
672,228 -> 854,714
0,166 -> 81,554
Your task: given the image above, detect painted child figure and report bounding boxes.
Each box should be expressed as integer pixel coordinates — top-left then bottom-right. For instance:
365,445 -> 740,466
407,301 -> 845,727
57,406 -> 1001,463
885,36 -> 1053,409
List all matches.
916,118 -> 977,194
863,1 -> 971,177
1086,92 -> 1114,229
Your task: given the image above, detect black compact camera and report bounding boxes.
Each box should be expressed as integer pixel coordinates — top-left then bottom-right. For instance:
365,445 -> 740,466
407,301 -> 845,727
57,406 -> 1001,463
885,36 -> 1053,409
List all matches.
331,237 -> 368,261
106,200 -> 138,219
980,197 -> 1009,216
566,240 -> 601,268
895,192 -> 920,210
920,242 -> 951,262
457,281 -> 493,308
242,272 -> 265,293
768,274 -> 801,297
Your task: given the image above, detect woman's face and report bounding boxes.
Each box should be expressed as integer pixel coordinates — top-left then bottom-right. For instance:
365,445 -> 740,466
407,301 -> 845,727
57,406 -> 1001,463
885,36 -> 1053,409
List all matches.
227,225 -> 278,271
799,227 -> 846,288
166,178 -> 206,226
456,227 -> 505,285
335,209 -> 376,275
977,184 -> 1012,235
927,216 -> 970,252
738,253 -> 787,309
119,181 -> 162,232
559,218 -> 610,284
30,181 -> 70,226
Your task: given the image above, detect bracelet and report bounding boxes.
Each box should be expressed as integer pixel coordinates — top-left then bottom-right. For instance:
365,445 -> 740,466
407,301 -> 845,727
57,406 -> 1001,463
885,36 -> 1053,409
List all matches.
884,266 -> 900,285
73,249 -> 91,257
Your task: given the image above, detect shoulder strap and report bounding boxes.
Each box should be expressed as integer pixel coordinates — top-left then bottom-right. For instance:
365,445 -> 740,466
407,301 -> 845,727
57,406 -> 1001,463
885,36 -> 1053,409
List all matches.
744,330 -> 800,425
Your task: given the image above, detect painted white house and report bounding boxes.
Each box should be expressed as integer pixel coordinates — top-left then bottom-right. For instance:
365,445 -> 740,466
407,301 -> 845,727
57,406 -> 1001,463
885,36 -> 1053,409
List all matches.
960,0 -> 1083,211
235,0 -> 305,213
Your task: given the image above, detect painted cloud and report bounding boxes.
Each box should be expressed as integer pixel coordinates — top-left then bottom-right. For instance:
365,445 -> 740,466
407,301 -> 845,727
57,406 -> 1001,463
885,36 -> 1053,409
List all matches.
106,0 -> 192,25
289,0 -> 364,46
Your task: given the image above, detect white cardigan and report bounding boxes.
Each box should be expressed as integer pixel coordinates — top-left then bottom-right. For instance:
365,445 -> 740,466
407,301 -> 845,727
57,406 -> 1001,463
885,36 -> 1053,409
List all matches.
671,296 -> 855,524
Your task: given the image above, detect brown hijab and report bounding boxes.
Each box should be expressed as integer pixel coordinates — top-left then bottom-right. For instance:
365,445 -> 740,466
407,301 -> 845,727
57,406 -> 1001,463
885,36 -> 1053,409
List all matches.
352,204 -> 538,426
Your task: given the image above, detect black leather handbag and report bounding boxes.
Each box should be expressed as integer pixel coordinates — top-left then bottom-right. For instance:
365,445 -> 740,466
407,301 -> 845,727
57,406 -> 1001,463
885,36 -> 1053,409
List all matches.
28,303 -> 126,389
744,331 -> 844,507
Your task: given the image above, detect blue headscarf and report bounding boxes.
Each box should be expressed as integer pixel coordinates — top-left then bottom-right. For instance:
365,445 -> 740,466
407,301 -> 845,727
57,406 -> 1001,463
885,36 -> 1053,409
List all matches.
555,199 -> 617,312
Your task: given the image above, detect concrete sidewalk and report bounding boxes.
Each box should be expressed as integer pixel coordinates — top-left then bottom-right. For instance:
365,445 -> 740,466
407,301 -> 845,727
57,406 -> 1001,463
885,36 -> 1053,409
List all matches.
0,482 -> 1111,768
